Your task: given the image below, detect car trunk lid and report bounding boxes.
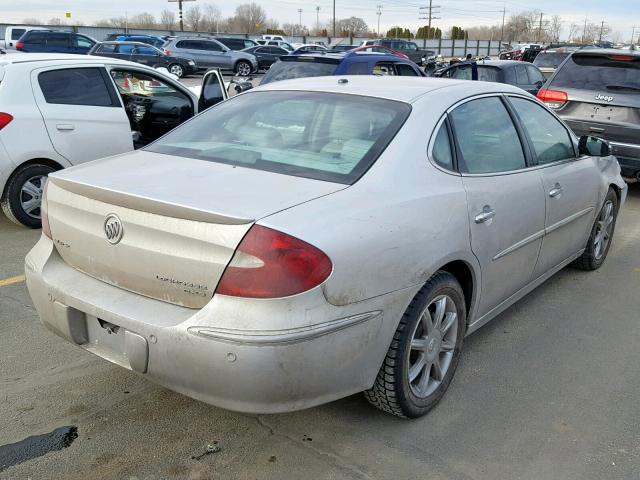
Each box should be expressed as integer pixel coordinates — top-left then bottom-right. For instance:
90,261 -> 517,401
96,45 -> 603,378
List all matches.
46,151 -> 346,308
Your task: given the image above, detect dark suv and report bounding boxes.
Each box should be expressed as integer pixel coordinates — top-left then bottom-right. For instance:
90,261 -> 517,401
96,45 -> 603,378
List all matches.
538,49 -> 640,178
16,30 -> 96,54
362,39 -> 435,66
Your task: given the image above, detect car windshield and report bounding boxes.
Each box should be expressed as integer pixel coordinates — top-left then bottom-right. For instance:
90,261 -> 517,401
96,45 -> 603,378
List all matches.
534,51 -> 570,68
145,91 -> 411,184
551,54 -> 640,90
261,59 -> 339,85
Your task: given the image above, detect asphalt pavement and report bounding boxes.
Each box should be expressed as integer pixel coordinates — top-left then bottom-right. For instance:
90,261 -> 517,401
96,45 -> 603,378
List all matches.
1,185 -> 639,479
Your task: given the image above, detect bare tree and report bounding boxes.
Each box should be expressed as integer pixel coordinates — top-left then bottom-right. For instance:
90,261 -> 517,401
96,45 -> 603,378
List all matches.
22,17 -> 43,25
233,3 -> 267,34
129,12 -> 157,29
202,3 -> 222,32
160,9 -> 176,30
336,17 -> 369,37
282,23 -> 308,36
47,18 -> 65,26
184,5 -> 203,31
547,15 -> 562,42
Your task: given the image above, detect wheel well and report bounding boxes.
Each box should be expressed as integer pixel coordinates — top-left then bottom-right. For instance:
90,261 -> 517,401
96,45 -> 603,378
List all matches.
609,183 -> 621,203
438,260 -> 474,321
2,159 -> 64,198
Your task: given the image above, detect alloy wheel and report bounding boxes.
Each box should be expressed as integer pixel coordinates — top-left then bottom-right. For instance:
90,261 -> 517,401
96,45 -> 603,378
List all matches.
407,294 -> 458,398
594,200 -> 614,260
236,62 -> 251,76
170,64 -> 184,77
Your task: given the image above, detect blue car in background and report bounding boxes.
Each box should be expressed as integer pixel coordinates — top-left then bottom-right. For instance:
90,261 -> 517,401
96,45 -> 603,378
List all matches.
16,30 -> 96,54
114,35 -> 167,48
261,51 -> 426,85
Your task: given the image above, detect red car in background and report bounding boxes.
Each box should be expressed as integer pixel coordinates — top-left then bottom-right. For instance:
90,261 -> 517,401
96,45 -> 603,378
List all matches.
354,45 -> 410,59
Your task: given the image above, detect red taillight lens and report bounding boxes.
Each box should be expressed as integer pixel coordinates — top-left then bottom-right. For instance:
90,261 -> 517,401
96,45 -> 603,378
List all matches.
15,42 -> 24,50
537,88 -> 568,109
0,112 -> 13,130
41,179 -> 51,239
609,55 -> 635,61
216,225 -> 332,298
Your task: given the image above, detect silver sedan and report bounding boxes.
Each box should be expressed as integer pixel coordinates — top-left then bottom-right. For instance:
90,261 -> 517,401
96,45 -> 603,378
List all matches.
25,77 -> 627,418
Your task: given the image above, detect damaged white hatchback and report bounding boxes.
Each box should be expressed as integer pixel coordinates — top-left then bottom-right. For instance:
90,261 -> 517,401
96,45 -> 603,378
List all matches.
26,76 -> 626,417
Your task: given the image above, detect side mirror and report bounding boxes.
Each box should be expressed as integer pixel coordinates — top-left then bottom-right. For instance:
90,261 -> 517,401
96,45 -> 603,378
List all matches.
578,135 -> 611,157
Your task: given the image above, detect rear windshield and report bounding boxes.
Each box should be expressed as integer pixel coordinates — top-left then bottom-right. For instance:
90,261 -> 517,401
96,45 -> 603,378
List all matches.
533,51 -> 570,68
261,59 -> 339,85
146,91 -> 411,184
551,54 -> 640,91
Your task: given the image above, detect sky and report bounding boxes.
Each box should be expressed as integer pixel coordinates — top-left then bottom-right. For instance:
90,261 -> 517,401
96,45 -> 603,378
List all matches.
3,0 -> 638,40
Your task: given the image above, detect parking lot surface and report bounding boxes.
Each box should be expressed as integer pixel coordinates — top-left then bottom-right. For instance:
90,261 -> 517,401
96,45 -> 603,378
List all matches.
1,185 -> 639,479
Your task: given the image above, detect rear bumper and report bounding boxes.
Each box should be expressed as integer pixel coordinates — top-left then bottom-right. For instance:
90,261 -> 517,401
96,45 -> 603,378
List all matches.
25,236 -> 409,413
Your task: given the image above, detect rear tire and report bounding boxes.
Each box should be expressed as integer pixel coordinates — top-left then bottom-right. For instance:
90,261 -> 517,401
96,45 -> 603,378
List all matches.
364,271 -> 466,418
1,163 -> 55,228
572,188 -> 618,271
168,63 -> 184,78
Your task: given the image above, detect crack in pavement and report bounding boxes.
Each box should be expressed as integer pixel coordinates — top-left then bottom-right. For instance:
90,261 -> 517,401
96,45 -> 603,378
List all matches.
252,414 -> 376,480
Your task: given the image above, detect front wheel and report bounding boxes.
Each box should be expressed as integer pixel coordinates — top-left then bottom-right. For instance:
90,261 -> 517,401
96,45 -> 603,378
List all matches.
364,271 -> 466,418
1,163 -> 55,228
235,60 -> 252,77
168,63 -> 185,78
572,188 -> 618,271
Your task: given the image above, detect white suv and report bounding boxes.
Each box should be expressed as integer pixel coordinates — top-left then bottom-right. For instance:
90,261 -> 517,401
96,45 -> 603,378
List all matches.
0,53 -> 227,227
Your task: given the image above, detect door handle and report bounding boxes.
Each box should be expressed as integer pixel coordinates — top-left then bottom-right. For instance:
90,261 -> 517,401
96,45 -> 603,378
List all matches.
56,124 -> 75,131
549,183 -> 564,198
475,205 -> 496,224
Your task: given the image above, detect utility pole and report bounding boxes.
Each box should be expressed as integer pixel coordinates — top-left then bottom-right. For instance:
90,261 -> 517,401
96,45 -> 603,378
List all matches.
376,5 -> 382,37
598,20 -> 606,43
332,0 -> 336,37
582,15 -> 588,44
168,0 -> 195,32
500,4 -> 506,48
316,6 -> 320,34
419,1 -> 441,39
536,12 -> 543,43
298,8 -> 303,34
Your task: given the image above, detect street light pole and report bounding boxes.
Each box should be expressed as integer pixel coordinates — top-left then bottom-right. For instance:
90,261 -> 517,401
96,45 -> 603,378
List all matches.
377,5 -> 382,37
298,8 -> 303,34
333,0 -> 336,37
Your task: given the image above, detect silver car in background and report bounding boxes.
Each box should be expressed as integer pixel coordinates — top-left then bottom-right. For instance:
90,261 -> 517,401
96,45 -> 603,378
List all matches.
26,77 -> 626,418
162,37 -> 258,76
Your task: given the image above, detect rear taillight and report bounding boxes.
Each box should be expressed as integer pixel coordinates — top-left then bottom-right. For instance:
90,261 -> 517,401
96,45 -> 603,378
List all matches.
41,179 -> 51,238
0,112 -> 13,130
215,225 -> 332,298
609,55 -> 635,61
15,42 -> 24,50
537,88 -> 568,109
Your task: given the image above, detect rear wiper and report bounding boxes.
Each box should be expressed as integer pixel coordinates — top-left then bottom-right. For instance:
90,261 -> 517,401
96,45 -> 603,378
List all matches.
605,84 -> 640,92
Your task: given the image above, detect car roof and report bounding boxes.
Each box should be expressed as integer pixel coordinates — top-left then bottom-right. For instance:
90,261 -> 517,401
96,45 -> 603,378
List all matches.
97,41 -> 157,46
573,48 -> 640,57
0,52 -> 150,67
254,75 -> 527,103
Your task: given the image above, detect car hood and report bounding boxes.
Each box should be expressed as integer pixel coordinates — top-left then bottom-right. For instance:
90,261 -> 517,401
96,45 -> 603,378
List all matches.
49,150 -> 347,224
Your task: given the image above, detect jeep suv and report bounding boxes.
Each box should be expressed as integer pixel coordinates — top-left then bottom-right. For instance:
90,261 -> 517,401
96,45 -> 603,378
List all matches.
538,49 -> 640,178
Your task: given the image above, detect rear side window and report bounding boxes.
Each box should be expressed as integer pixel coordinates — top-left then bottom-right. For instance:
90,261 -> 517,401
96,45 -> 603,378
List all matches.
477,66 -> 500,82
515,65 -> 529,84
431,123 -> 453,170
395,63 -> 419,76
97,44 -> 116,53
509,97 -> 575,164
451,65 -> 473,80
46,33 -> 70,47
12,29 -> 26,40
261,60 -> 338,84
38,68 -> 116,107
23,32 -> 46,44
346,62 -> 369,75
146,91 -> 411,185
450,97 -> 526,174
175,40 -> 194,49
534,52 -> 569,68
117,44 -> 135,54
526,65 -> 545,84
135,46 -> 157,55
551,54 -> 640,91
202,41 -> 223,52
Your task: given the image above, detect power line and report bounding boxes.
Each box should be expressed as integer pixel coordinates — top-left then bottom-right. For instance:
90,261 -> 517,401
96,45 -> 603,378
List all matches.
419,1 -> 441,39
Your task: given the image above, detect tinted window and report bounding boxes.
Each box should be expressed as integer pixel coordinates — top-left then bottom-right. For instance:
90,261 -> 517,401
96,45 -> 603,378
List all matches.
261,60 -> 338,84
432,123 -> 453,170
117,44 -> 135,54
526,65 -> 545,84
551,54 -> 640,90
273,47 -> 288,55
46,33 -> 70,47
477,66 -> 500,82
24,32 -> 46,43
346,62 -> 369,75
407,42 -> 419,51
147,91 -> 411,185
515,65 -> 529,84
75,35 -> 94,48
39,68 -> 115,107
533,51 -> 569,68
450,97 -> 526,174
509,97 -> 575,164
12,29 -> 26,40
202,41 -> 223,51
134,46 -> 158,55
451,65 -> 473,80
97,44 -> 117,53
396,63 -> 418,76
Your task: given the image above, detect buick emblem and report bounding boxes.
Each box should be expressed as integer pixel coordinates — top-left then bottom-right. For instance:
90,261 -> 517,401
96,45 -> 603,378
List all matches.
104,214 -> 124,244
